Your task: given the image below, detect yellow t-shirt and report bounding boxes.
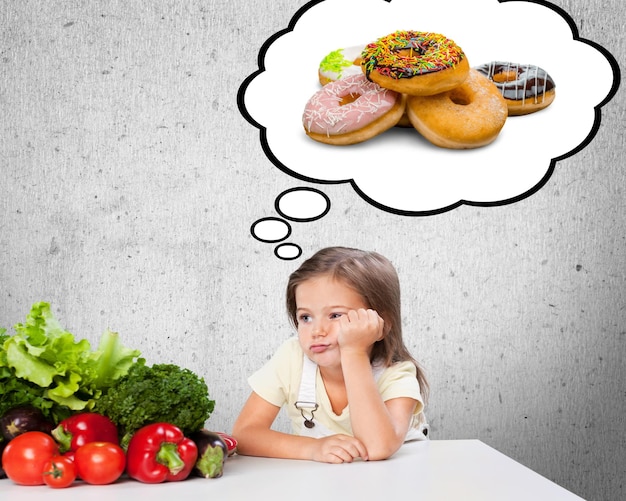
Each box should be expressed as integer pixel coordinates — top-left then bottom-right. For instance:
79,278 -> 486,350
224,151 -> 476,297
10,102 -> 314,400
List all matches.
248,337 -> 427,437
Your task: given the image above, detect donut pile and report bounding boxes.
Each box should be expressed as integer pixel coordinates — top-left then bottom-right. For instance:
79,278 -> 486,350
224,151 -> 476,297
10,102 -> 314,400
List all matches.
302,30 -> 556,149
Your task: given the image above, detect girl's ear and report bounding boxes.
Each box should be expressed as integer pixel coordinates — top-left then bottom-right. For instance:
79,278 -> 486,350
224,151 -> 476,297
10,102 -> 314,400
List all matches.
383,320 -> 392,336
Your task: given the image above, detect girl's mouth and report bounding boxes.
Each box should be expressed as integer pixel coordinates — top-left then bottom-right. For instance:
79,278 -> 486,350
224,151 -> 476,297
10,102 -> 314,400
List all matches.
310,344 -> 330,354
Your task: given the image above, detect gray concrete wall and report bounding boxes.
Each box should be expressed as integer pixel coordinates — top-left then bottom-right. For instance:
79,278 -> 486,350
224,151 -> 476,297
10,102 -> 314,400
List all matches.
1,1 -> 624,500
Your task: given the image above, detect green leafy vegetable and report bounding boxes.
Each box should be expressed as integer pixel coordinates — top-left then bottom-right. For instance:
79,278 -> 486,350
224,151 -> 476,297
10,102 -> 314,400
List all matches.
1,302 -> 143,422
0,367 -> 71,423
95,363 -> 215,447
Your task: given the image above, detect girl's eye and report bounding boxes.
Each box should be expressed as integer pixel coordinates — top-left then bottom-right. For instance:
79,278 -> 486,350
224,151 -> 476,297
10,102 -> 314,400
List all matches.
330,312 -> 344,320
298,314 -> 311,324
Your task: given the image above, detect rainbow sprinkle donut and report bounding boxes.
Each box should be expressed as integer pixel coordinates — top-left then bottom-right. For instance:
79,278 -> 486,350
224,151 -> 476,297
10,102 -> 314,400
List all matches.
361,30 -> 470,96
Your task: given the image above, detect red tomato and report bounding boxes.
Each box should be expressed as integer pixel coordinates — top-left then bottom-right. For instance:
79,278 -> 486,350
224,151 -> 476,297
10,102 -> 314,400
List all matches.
74,441 -> 126,485
1,431 -> 59,485
43,455 -> 77,488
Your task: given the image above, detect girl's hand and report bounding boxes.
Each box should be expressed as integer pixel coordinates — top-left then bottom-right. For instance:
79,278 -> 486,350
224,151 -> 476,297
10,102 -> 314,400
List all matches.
337,308 -> 384,356
310,434 -> 368,463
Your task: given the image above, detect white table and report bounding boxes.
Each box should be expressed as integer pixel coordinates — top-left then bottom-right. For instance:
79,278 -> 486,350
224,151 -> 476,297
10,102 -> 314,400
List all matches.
0,439 -> 584,500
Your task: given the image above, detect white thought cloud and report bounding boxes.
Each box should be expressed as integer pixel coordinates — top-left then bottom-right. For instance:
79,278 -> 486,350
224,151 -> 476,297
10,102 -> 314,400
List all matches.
239,0 -> 618,215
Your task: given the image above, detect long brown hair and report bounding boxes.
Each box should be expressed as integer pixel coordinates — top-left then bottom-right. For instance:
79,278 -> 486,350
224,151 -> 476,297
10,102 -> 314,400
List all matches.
286,246 -> 428,402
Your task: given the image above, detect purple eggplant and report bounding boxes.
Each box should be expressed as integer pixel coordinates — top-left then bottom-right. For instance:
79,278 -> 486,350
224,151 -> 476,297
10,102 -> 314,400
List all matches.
190,429 -> 228,478
0,440 -> 7,479
0,405 -> 54,441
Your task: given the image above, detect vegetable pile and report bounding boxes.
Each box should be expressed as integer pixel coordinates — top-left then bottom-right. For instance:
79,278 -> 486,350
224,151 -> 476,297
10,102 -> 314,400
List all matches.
95,363 -> 215,448
0,302 -> 141,422
0,302 -> 237,488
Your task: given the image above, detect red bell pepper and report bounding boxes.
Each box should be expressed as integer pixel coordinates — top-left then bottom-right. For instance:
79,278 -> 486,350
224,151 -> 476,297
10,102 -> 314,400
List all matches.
125,422 -> 198,483
216,432 -> 238,456
52,413 -> 119,453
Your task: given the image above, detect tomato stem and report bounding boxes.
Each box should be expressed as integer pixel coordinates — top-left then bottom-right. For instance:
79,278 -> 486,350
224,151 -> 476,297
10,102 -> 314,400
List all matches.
44,461 -> 65,479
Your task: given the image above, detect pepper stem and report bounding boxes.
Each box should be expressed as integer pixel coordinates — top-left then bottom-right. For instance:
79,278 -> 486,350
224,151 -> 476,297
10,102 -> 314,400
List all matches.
51,425 -> 72,453
156,442 -> 185,475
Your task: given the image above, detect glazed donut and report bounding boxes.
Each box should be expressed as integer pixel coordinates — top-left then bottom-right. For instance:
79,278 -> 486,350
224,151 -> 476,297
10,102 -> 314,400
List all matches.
406,69 -> 508,149
302,73 -> 405,145
361,30 -> 470,96
318,46 -> 365,85
474,61 -> 556,115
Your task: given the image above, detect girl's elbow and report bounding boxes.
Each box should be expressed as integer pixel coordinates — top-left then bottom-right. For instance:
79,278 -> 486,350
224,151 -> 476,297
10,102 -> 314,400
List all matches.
231,420 -> 257,454
229,426 -> 257,456
364,441 -> 402,461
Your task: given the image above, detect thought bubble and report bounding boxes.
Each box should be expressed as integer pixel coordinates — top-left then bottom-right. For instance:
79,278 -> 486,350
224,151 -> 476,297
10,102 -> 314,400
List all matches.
238,0 -> 620,216
251,187 -> 330,260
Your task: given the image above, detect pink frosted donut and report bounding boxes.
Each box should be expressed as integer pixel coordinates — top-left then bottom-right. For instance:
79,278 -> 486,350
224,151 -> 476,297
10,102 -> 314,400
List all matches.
302,74 -> 405,145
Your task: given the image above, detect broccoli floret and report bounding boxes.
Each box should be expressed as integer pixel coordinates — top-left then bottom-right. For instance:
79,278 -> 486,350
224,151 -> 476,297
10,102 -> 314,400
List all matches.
95,363 -> 215,446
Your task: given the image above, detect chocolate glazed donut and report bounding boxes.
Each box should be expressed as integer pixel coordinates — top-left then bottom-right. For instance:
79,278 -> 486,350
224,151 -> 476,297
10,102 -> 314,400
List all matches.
474,61 -> 556,115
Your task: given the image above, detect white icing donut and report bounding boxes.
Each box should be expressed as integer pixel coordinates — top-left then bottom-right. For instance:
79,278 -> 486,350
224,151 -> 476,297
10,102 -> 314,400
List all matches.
473,61 -> 556,115
303,73 -> 405,145
318,45 -> 365,85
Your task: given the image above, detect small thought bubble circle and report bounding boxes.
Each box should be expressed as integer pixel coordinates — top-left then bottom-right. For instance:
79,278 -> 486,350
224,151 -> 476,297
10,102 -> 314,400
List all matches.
250,217 -> 292,243
275,187 -> 331,222
274,243 -> 303,260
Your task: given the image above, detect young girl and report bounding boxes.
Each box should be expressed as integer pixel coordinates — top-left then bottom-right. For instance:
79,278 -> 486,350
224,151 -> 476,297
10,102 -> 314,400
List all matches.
232,247 -> 428,463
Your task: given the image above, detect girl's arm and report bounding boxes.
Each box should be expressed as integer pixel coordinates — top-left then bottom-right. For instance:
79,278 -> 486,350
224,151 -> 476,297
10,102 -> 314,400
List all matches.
232,391 -> 369,463
339,309 -> 418,460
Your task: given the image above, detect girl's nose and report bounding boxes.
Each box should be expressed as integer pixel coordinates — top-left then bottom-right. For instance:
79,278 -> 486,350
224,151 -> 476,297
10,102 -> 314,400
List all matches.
312,321 -> 328,336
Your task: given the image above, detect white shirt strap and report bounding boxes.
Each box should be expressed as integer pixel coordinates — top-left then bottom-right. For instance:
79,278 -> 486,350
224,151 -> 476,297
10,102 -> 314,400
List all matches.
294,355 -> 319,428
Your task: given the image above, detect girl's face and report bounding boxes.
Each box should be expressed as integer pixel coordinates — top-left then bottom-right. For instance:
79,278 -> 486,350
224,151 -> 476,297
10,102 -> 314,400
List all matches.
294,274 -> 369,369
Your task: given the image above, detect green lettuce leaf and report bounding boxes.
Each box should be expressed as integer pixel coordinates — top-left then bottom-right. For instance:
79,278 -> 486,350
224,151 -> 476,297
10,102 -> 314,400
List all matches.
1,302 -> 142,413
92,328 -> 145,388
